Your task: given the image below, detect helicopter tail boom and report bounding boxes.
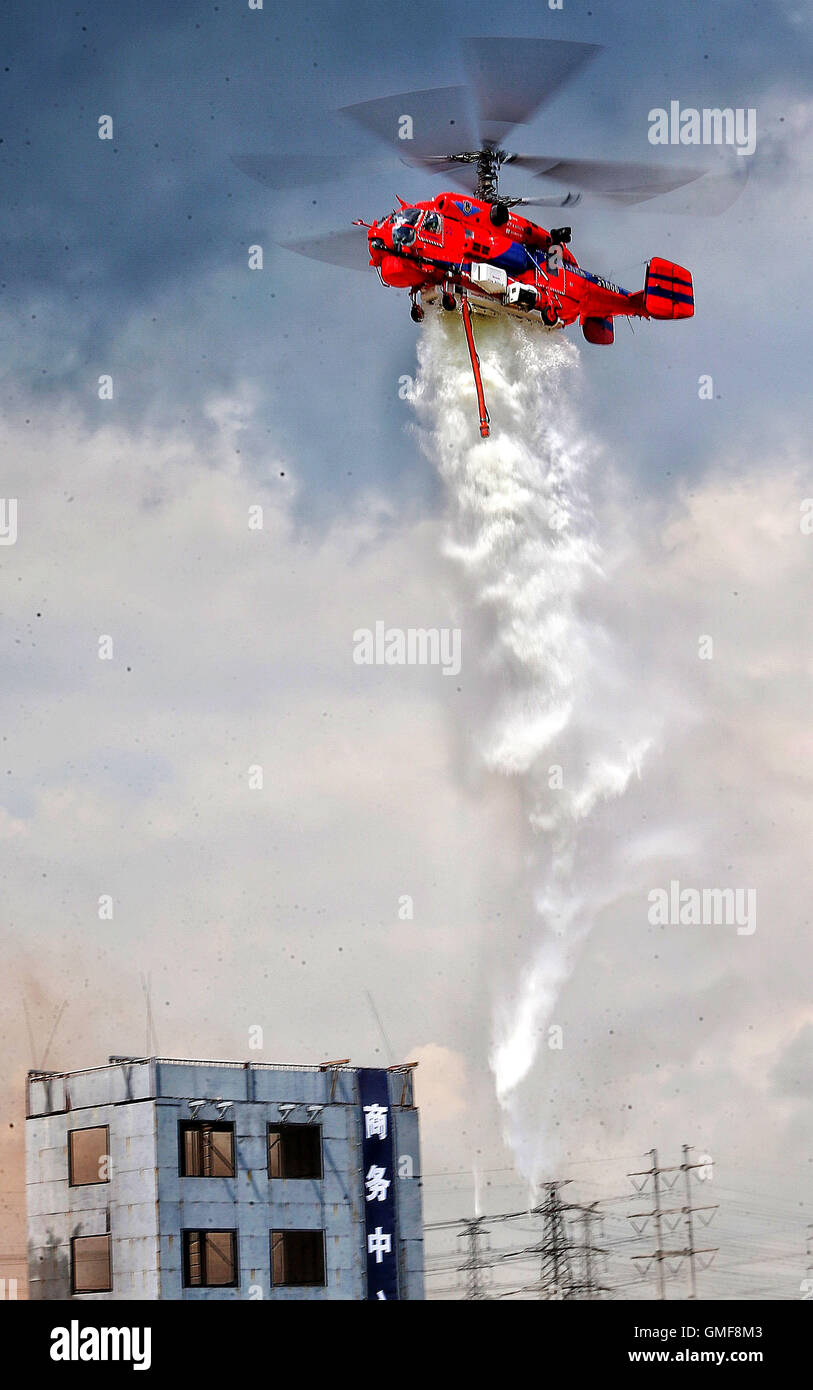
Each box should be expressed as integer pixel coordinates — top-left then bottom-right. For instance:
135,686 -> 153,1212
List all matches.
579,257 -> 694,334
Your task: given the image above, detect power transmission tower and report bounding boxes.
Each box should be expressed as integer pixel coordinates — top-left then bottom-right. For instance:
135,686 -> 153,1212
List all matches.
628,1146 -> 718,1299
535,1181 -> 576,1299
426,1195 -> 611,1300
499,1182 -> 607,1298
425,1209 -> 530,1299
457,1217 -> 490,1300
568,1202 -> 610,1300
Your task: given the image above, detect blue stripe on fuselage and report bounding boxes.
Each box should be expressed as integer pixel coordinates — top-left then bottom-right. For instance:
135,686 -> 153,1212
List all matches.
488,243 -> 530,276
564,262 -> 632,296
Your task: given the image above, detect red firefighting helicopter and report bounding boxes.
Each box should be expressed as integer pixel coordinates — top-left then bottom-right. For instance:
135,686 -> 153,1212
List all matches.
234,39 -> 741,438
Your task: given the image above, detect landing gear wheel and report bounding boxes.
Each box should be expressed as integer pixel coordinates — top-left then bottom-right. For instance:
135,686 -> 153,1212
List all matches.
541,305 -> 559,328
441,291 -> 456,312
410,303 -> 424,323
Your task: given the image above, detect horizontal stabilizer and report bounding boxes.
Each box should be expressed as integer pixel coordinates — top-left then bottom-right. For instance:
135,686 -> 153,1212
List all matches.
582,316 -> 614,345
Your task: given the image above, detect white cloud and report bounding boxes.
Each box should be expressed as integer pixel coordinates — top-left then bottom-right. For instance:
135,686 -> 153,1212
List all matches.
3,364 -> 813,1294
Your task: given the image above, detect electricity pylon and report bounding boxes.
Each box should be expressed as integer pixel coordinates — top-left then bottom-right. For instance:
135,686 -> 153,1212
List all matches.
628,1146 -> 718,1299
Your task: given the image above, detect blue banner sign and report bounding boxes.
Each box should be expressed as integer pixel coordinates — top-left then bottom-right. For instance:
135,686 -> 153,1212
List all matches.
358,1067 -> 399,1300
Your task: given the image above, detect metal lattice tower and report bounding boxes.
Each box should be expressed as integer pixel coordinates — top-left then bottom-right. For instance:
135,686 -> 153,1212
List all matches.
535,1182 -> 577,1299
568,1202 -> 610,1300
496,1182 -> 610,1299
457,1217 -> 490,1300
628,1146 -> 719,1299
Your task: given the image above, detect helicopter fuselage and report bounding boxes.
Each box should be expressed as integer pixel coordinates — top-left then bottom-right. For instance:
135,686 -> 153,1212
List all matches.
366,192 -> 693,343
363,191 -> 693,436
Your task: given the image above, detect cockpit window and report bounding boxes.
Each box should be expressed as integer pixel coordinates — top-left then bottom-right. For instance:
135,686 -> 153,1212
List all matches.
423,211 -> 441,234
391,208 -> 422,247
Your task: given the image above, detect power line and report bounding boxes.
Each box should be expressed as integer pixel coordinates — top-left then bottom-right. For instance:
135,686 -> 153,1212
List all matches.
457,1217 -> 490,1300
627,1146 -> 718,1300
502,1182 -> 609,1299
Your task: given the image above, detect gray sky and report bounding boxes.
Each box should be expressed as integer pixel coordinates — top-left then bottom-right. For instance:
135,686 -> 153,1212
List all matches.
2,0 -> 813,1299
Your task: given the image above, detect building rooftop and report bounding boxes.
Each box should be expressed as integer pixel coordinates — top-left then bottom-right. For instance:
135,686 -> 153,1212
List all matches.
28,1054 -> 416,1078
26,1055 -> 418,1117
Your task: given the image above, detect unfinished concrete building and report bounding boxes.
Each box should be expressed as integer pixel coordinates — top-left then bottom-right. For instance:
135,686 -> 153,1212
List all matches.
26,1056 -> 423,1300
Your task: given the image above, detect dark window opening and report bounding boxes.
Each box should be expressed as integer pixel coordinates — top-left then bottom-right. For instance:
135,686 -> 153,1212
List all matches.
180,1122 -> 235,1177
391,208 -> 422,248
270,1229 -> 325,1287
68,1126 -> 110,1187
71,1234 -> 112,1293
267,1124 -> 322,1179
182,1230 -> 238,1288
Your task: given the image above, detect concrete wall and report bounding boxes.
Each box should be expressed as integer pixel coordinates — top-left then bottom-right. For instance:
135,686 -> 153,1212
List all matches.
25,1060 -> 424,1301
391,1105 -> 425,1302
156,1094 -> 365,1300
26,1100 -> 159,1301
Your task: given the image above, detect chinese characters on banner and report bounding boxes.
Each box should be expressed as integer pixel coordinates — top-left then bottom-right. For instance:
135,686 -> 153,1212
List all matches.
358,1068 -> 399,1300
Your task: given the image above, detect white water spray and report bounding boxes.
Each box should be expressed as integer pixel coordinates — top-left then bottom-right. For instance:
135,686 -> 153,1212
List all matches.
411,309 -> 658,1176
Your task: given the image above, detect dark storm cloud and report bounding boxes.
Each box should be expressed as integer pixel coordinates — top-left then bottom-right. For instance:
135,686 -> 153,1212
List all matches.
1,0 -> 811,512
3,1 -> 813,1284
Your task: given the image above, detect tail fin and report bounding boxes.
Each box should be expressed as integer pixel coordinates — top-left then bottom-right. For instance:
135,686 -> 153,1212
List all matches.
643,258 -> 694,319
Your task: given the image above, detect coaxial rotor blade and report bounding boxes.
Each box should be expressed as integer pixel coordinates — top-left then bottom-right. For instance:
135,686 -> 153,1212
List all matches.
277,227 -> 371,271
511,192 -> 583,208
648,160 -> 750,215
339,87 -> 478,157
510,154 -> 706,200
461,37 -> 602,143
231,154 -> 384,189
400,155 -> 584,207
399,154 -> 482,195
